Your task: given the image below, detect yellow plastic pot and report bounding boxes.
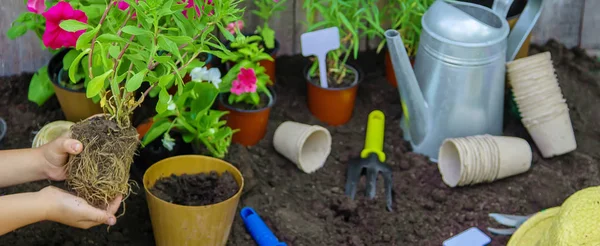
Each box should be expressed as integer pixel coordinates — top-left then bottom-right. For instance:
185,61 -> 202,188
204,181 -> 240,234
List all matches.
143,155 -> 244,246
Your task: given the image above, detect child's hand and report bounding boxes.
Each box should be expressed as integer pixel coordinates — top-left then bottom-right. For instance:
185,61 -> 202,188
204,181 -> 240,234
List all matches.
39,137 -> 83,181
39,186 -> 122,228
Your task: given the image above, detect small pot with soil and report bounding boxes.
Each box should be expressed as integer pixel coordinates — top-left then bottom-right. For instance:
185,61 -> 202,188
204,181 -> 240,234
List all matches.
217,87 -> 276,146
48,49 -> 103,122
143,155 -> 244,246
305,63 -> 361,126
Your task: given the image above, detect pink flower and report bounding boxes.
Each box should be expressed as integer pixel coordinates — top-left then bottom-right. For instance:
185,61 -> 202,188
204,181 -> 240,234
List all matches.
226,20 -> 244,34
230,68 -> 257,95
42,1 -> 88,49
181,0 -> 201,18
27,0 -> 46,14
115,1 -> 130,10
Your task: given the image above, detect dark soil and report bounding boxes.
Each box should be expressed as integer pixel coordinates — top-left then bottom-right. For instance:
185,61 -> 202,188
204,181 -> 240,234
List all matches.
67,116 -> 139,208
0,39 -> 599,246
222,92 -> 271,110
149,171 -> 240,206
308,64 -> 359,88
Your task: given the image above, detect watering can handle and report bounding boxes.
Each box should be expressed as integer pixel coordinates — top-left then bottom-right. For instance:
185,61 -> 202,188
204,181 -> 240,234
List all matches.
505,0 -> 544,62
360,110 -> 386,162
492,0 -> 514,18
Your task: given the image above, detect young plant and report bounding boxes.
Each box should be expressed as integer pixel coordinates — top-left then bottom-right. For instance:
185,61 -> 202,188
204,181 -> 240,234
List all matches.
7,0 -> 111,105
142,66 -> 236,158
61,0 -> 244,208
302,0 -> 366,85
218,34 -> 273,108
251,0 -> 287,49
367,0 -> 435,57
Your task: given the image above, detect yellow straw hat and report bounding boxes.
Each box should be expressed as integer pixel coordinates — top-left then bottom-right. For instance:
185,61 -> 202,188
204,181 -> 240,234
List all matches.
32,120 -> 74,148
507,186 -> 600,246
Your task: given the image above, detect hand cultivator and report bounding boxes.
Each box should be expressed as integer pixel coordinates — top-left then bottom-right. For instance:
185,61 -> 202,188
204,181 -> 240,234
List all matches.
344,110 -> 393,211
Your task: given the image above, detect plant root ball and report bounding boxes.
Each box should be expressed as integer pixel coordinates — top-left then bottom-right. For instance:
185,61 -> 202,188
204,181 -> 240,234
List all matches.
66,116 -> 139,208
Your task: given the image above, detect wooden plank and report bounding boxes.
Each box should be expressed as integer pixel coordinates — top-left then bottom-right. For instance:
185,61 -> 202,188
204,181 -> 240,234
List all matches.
580,0 -> 600,49
0,3 -> 52,76
530,0 -> 585,48
268,0 -> 296,55
293,0 -> 308,55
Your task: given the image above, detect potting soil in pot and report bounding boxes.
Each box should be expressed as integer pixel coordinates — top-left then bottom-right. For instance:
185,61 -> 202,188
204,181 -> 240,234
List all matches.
224,93 -> 270,110
309,67 -> 357,88
149,171 -> 239,206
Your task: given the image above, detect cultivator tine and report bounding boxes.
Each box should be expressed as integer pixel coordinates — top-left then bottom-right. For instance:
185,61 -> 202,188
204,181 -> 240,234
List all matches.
344,159 -> 364,200
382,166 -> 393,212
365,155 -> 379,199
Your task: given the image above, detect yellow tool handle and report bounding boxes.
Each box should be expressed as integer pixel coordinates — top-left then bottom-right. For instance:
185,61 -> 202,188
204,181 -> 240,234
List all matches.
360,110 -> 386,162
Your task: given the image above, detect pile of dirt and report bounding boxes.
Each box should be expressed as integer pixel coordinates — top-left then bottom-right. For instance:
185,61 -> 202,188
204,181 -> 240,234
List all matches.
0,39 -> 598,245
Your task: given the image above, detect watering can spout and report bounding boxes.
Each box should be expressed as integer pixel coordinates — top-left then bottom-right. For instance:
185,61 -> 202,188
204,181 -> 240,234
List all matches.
385,30 -> 428,145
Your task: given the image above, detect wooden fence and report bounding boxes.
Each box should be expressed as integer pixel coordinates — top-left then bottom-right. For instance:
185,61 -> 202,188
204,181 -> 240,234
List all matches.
1,0 -> 598,76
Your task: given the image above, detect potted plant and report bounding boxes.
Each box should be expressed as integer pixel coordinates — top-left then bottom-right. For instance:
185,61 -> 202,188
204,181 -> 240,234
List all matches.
141,65 -> 236,158
365,0 -> 434,87
301,0 -> 365,126
244,0 -> 288,84
217,35 -> 275,146
60,0 -> 245,244
7,0 -> 111,121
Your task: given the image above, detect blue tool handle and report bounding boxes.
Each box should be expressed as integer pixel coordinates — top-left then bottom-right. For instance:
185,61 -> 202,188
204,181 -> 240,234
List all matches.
240,207 -> 287,246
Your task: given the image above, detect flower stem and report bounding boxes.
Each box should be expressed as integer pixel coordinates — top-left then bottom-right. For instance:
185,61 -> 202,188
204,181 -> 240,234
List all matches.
88,1 -> 114,79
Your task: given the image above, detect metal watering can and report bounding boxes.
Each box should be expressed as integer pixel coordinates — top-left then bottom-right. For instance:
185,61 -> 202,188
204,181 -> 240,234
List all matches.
385,0 -> 543,161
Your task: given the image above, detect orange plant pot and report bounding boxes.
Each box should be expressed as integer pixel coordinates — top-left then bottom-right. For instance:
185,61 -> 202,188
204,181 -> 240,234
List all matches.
305,64 -> 360,126
384,50 -> 415,87
217,88 -> 275,146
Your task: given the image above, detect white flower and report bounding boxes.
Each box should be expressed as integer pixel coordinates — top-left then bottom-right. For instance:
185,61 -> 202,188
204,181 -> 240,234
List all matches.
206,68 -> 222,88
190,66 -> 209,82
167,95 -> 176,111
161,133 -> 175,151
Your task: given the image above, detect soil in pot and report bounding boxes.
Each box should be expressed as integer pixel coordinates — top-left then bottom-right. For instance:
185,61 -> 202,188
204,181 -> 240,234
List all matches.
308,67 -> 357,88
223,93 -> 271,110
66,115 -> 139,208
149,171 -> 240,206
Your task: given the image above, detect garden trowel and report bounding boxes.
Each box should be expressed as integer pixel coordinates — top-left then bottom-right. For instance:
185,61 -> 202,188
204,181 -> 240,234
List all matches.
300,27 -> 340,88
344,110 -> 393,211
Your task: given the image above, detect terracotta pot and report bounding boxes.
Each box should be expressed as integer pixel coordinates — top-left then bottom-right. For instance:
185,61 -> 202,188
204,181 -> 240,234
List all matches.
384,51 -> 415,87
143,155 -> 243,246
305,64 -> 360,126
168,53 -> 215,95
136,117 -> 155,140
48,49 -> 103,122
217,88 -> 275,146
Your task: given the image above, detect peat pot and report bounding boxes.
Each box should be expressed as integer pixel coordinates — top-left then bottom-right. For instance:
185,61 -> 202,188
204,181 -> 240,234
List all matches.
143,155 -> 244,246
305,64 -> 360,126
217,87 -> 276,146
48,49 -> 103,122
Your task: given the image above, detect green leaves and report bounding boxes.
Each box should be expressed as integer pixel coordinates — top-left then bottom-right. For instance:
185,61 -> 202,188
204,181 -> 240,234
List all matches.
86,69 -> 112,98
157,36 -> 181,60
76,25 -> 100,50
141,118 -> 171,146
59,20 -> 90,32
126,69 -> 148,92
108,45 -> 121,59
68,48 -> 90,84
27,66 -> 55,106
121,25 -> 154,36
